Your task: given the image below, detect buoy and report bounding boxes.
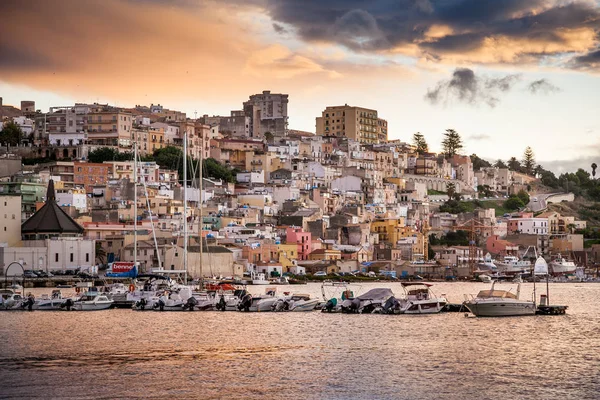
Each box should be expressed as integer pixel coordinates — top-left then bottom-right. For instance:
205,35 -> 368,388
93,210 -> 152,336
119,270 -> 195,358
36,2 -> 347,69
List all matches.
129,284 -> 135,292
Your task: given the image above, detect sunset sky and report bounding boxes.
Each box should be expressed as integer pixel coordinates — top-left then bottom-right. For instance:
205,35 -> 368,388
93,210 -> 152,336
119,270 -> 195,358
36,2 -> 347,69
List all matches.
1,0 -> 599,173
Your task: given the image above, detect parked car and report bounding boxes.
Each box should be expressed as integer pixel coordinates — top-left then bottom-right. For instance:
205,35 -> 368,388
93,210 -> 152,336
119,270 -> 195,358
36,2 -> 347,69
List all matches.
35,270 -> 48,278
314,271 -> 327,277
23,270 -> 38,279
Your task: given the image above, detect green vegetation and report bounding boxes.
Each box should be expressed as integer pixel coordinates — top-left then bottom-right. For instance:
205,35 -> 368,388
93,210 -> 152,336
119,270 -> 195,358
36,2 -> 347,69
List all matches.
0,121 -> 24,146
441,128 -> 463,158
427,189 -> 446,195
504,196 -> 525,211
413,132 -> 429,155
439,199 -> 512,217
522,146 -> 535,175
88,147 -> 133,163
470,154 -> 492,171
477,184 -> 493,197
429,231 -> 469,246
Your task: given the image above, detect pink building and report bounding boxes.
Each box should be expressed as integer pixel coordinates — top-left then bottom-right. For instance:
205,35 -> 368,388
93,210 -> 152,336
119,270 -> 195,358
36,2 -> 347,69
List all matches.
486,235 -> 519,256
286,226 -> 312,260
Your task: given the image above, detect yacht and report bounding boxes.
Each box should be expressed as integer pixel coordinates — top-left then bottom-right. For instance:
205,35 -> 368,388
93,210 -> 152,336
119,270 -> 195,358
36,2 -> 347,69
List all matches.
397,283 -> 448,314
496,255 -> 531,275
72,292 -> 113,311
463,281 -> 536,317
549,254 -> 577,276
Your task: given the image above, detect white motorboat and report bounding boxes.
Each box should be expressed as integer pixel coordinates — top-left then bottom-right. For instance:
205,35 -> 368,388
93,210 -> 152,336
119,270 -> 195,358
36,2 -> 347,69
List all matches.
549,254 -> 577,276
33,290 -> 69,311
463,281 -> 535,317
478,274 -> 493,283
0,289 -> 24,310
153,287 -> 197,311
496,255 -> 531,275
238,287 -> 278,312
273,294 -> 319,312
72,292 -> 113,311
394,283 -> 448,314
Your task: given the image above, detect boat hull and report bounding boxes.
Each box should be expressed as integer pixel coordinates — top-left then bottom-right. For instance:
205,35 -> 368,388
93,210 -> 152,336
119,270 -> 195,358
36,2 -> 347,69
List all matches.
550,262 -> 576,276
464,300 -> 536,317
73,302 -> 113,311
402,299 -> 447,314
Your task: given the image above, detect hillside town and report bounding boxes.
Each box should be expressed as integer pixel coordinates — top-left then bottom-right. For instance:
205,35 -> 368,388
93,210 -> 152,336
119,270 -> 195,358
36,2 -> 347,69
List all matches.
0,92 -> 598,281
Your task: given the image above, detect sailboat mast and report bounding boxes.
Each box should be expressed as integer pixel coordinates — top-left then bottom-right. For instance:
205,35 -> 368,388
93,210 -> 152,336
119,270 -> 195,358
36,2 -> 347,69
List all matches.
199,137 -> 203,279
133,142 -> 137,269
183,131 -> 188,284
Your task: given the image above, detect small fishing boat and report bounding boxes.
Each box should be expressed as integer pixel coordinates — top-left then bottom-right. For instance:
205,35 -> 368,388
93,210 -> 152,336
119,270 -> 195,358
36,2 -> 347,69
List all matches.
340,288 -> 394,314
549,254 -> 577,276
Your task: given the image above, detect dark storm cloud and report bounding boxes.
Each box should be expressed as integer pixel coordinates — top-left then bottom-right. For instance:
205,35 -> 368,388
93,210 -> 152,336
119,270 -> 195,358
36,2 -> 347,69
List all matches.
272,23 -> 287,34
571,49 -> 600,69
528,79 -> 560,94
425,68 -> 521,107
261,0 -> 600,66
0,43 -> 57,70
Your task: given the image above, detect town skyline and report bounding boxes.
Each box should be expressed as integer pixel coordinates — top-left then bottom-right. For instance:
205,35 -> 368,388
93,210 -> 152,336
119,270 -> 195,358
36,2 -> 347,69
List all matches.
1,0 -> 600,172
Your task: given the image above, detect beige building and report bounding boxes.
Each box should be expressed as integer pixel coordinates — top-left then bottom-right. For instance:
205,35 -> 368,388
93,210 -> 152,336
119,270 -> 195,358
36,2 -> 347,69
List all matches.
86,105 -> 133,149
315,104 -> 388,144
0,194 -> 22,246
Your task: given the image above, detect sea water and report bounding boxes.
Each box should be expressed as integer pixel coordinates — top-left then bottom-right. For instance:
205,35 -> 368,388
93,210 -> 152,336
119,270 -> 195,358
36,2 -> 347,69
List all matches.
0,282 -> 598,399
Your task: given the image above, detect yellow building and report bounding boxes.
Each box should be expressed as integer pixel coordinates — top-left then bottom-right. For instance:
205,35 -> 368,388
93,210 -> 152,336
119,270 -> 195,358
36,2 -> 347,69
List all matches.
308,248 -> 342,261
371,218 -> 406,245
315,104 -> 388,144
86,105 -> 133,149
277,243 -> 298,271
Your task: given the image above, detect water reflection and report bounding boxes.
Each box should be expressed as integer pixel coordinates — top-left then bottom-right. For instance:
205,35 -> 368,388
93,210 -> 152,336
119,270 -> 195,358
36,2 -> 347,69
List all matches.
0,282 -> 598,399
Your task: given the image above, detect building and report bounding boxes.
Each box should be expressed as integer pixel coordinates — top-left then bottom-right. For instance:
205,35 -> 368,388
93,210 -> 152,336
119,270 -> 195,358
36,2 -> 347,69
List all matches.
0,173 -> 47,220
35,104 -> 90,147
0,194 -> 22,246
243,90 -> 289,137
55,188 -> 87,212
74,162 -> 110,192
507,215 -> 549,235
1,180 -> 94,276
200,111 -> 250,138
86,104 -> 133,149
315,104 -> 388,144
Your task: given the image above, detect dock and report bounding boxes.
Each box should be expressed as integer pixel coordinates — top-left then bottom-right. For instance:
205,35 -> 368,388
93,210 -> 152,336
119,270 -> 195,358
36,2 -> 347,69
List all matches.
536,305 -> 568,315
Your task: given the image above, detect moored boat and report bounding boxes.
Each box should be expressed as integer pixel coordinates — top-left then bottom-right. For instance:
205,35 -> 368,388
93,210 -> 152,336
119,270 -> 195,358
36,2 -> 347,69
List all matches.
463,281 -> 535,317
397,283 -> 448,314
549,254 -> 577,276
72,292 -> 113,311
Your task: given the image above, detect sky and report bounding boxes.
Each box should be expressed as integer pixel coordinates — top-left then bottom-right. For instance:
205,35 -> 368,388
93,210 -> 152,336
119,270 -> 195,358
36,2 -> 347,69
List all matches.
1,0 -> 600,174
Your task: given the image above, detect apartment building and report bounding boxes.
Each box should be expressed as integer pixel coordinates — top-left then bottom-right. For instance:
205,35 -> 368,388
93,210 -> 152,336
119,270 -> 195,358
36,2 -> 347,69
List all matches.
315,104 -> 388,144
243,91 -> 289,137
86,104 -> 133,149
0,194 -> 22,246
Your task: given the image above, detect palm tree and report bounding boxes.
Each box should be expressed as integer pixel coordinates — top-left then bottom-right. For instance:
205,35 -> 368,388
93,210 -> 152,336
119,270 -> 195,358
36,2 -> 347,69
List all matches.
95,242 -> 107,266
592,163 -> 597,178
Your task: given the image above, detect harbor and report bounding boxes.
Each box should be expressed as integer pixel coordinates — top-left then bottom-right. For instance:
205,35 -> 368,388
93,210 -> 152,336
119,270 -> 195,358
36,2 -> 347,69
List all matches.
0,281 -> 597,399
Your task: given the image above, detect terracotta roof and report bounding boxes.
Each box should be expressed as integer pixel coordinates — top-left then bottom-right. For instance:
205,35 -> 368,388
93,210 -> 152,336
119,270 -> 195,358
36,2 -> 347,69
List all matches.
21,180 -> 84,235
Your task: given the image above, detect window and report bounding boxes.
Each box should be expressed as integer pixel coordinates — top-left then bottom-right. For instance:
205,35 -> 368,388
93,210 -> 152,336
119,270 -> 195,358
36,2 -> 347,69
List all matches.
12,214 -> 15,219
86,253 -> 89,262
70,253 -> 74,262
55,253 -> 59,262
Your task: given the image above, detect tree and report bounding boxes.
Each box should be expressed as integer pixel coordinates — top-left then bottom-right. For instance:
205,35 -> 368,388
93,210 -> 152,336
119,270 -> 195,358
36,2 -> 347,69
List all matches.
516,189 -> 530,205
204,157 -> 237,183
87,147 -> 133,163
522,146 -> 535,175
494,159 -> 507,169
0,121 -> 23,146
504,196 -> 524,210
441,129 -> 463,158
507,157 -> 521,172
477,184 -> 493,198
446,182 -> 456,200
470,154 -> 492,171
412,132 -> 429,155
152,146 -> 182,170
264,131 -> 274,144
95,242 -> 106,266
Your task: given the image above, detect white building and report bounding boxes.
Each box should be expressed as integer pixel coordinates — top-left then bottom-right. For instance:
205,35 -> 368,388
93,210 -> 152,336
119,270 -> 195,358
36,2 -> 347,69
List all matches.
55,188 -> 87,212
